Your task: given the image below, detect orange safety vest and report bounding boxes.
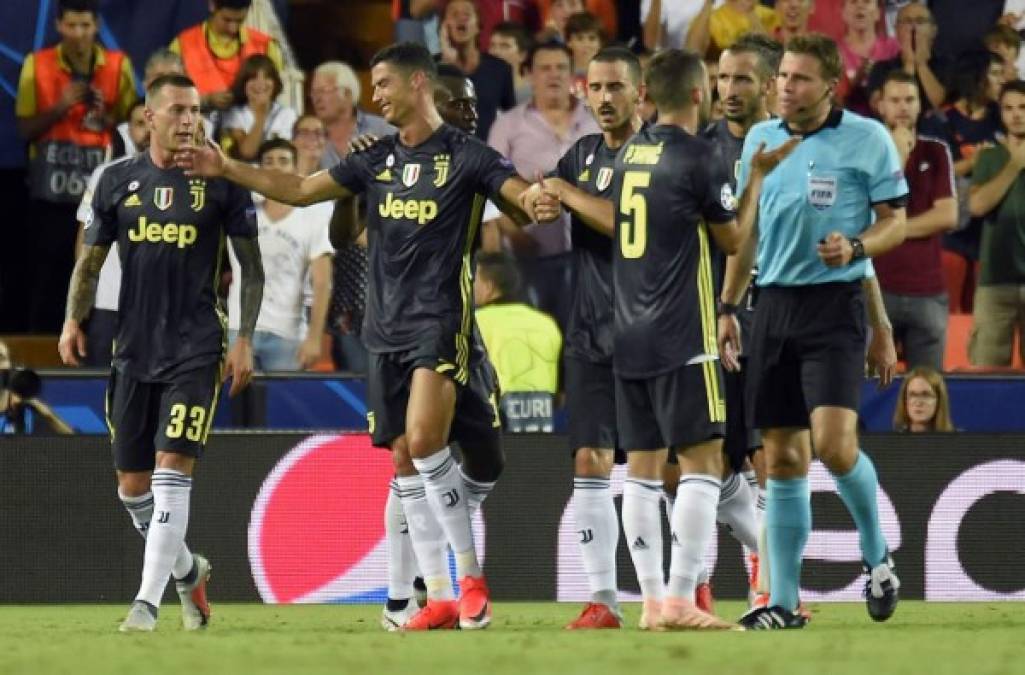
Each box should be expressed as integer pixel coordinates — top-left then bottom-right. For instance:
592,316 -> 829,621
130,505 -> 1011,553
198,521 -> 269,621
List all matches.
33,45 -> 124,149
178,23 -> 273,95
29,45 -> 124,203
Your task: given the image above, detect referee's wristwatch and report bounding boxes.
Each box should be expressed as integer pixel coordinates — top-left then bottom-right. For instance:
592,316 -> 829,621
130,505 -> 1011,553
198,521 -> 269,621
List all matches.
847,237 -> 866,263
717,299 -> 739,317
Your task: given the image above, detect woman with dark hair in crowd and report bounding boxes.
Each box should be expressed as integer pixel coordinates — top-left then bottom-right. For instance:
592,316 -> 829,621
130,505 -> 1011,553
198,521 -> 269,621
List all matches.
893,366 -> 955,432
221,53 -> 297,160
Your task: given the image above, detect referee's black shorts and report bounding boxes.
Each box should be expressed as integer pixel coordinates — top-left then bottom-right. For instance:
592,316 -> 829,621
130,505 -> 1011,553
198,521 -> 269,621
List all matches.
745,282 -> 866,430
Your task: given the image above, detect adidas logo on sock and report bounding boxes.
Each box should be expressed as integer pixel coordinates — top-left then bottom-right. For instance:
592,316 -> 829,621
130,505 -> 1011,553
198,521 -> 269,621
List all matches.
631,537 -> 648,551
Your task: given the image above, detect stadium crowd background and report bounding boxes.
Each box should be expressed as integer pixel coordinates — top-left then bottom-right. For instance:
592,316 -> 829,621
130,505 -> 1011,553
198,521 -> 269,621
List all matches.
2,0 -> 1025,433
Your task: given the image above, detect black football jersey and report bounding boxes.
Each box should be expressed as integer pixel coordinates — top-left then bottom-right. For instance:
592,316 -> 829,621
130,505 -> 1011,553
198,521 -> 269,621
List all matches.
329,124 -> 516,362
83,153 -> 257,381
700,118 -> 757,333
555,133 -> 618,365
612,124 -> 736,378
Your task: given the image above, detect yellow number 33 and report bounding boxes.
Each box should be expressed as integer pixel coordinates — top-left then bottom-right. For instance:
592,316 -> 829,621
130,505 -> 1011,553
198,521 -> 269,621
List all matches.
166,403 -> 207,442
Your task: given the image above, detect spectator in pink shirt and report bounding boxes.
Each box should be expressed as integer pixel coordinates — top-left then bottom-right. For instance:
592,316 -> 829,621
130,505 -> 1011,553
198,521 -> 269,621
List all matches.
838,0 -> 900,113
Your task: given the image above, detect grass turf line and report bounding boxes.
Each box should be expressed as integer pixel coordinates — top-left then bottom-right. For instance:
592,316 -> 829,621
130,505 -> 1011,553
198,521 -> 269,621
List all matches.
0,601 -> 1022,675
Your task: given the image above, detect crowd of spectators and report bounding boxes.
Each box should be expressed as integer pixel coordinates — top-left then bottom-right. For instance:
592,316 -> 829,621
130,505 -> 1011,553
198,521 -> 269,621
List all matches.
4,0 -> 1025,396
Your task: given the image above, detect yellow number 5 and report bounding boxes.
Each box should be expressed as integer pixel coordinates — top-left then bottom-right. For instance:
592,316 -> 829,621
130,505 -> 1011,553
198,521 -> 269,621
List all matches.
619,171 -> 650,259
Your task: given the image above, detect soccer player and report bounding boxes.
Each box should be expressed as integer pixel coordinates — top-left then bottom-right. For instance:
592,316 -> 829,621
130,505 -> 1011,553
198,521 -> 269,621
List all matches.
526,46 -> 645,630
58,74 -> 265,632
612,48 -> 753,630
176,43 -> 541,631
721,34 -> 908,629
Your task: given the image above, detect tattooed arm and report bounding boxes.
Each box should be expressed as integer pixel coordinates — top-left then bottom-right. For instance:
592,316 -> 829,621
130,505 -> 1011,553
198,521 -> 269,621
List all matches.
58,244 -> 111,366
223,235 -> 264,395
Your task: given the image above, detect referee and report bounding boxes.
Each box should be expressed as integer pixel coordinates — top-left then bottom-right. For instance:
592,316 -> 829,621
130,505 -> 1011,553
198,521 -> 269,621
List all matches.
720,34 -> 908,630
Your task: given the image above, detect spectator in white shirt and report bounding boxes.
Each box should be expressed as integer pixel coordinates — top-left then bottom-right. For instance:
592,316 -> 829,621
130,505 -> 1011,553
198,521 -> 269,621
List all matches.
221,54 -> 298,161
228,139 -> 334,371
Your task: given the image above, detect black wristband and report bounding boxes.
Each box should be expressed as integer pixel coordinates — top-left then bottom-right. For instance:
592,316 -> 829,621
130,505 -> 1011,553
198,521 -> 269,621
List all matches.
717,300 -> 739,316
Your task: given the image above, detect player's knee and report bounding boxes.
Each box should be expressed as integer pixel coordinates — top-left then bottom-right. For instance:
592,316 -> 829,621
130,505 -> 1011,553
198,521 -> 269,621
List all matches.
573,447 -> 612,478
462,443 -> 505,483
405,425 -> 446,459
811,428 -> 857,466
116,471 -> 151,497
766,444 -> 805,477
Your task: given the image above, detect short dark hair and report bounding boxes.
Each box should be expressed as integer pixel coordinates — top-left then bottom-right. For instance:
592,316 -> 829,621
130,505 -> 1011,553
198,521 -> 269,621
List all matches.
728,32 -> 783,82
231,54 -> 283,107
492,21 -> 533,55
57,0 -> 98,17
146,74 -> 196,102
950,47 -> 1003,103
1000,79 -> 1025,102
881,69 -> 918,91
590,46 -> 642,86
212,0 -> 252,10
528,40 -> 573,71
985,24 -> 1022,53
371,42 -> 438,81
258,138 -> 297,164
645,48 -> 705,111
566,12 -> 605,42
476,252 -> 521,301
784,33 -> 842,82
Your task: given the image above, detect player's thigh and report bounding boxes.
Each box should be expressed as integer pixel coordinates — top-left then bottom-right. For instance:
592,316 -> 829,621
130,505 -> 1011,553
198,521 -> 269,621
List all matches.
405,367 -> 457,456
367,352 -> 411,449
798,286 -> 865,418
565,357 -> 619,456
154,364 -> 223,464
745,291 -> 808,430
450,361 -> 503,482
107,368 -> 158,473
674,437 -> 724,477
615,373 -> 662,453
650,362 -> 725,453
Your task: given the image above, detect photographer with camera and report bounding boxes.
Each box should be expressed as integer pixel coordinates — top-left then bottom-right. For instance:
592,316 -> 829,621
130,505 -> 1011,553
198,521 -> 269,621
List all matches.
0,341 -> 72,435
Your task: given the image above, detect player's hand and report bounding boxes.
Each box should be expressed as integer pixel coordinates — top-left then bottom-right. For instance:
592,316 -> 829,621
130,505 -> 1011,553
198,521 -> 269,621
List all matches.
58,319 -> 87,367
348,133 -> 380,154
223,337 -> 254,396
533,174 -> 563,223
750,137 -> 800,178
817,231 -> 853,267
866,325 -> 897,389
296,335 -> 322,370
717,313 -> 742,372
176,139 -> 227,177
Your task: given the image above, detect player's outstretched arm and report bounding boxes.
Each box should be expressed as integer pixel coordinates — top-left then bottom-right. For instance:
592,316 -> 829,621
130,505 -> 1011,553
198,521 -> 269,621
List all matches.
493,176 -> 540,226
224,236 -> 264,395
59,244 -> 110,366
176,140 -> 351,206
547,177 -> 614,236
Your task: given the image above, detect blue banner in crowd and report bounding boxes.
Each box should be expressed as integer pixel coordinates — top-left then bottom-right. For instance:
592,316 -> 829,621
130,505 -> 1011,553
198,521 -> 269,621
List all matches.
32,372 -> 1025,434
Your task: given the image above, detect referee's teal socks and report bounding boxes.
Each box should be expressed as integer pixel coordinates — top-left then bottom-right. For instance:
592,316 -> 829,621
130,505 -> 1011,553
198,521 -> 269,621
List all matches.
834,451 -> 888,566
765,477 -> 810,612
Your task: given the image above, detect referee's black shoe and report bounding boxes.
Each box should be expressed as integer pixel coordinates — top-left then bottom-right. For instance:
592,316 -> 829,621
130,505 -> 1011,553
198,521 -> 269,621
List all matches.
864,554 -> 900,622
738,605 -> 807,630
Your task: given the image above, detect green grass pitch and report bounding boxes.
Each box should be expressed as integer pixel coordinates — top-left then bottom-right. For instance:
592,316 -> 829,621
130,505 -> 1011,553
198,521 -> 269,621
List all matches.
1,602 -> 1022,675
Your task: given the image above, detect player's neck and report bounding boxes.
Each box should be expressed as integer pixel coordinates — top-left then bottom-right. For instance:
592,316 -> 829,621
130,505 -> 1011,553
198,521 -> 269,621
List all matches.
148,143 -> 176,169
605,115 -> 643,149
398,106 -> 444,147
656,108 -> 699,135
727,107 -> 770,138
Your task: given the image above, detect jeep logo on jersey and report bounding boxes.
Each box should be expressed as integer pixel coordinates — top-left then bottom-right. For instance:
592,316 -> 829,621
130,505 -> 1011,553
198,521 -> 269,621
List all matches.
128,216 -> 198,248
402,164 -> 421,187
595,167 -> 613,192
153,187 -> 173,210
378,193 -> 438,225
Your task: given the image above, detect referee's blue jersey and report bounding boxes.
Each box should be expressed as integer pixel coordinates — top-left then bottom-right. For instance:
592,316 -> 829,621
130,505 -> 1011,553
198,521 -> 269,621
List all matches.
737,108 -> 909,287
